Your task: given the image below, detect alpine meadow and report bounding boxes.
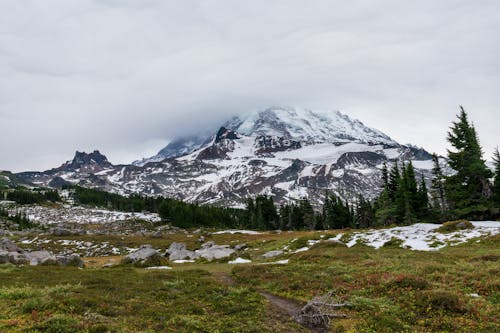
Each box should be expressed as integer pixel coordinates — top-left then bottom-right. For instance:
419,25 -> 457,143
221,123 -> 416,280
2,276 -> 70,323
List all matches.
0,1 -> 499,332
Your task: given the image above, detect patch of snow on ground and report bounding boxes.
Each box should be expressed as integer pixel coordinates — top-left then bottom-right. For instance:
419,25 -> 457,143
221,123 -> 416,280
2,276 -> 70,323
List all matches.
228,257 -> 252,264
15,205 -> 161,225
145,266 -> 172,270
258,259 -> 289,265
293,247 -> 310,253
212,230 -> 263,235
330,222 -> 500,251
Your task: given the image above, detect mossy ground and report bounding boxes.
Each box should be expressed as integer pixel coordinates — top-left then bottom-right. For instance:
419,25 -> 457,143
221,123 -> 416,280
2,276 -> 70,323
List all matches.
0,230 -> 498,332
232,234 -> 500,332
0,265 -> 304,332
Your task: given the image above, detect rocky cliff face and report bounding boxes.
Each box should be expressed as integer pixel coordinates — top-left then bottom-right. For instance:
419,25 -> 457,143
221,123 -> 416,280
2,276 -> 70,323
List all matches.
16,106 -> 438,207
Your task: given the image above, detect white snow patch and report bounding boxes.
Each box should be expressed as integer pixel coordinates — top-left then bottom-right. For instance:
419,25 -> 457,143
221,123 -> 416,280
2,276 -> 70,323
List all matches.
330,221 -> 500,251
228,257 -> 252,264
258,259 -> 289,265
212,230 -> 263,235
293,247 -> 310,253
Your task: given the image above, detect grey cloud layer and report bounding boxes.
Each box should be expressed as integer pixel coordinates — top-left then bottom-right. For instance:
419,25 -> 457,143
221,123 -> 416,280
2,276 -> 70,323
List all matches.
0,0 -> 498,171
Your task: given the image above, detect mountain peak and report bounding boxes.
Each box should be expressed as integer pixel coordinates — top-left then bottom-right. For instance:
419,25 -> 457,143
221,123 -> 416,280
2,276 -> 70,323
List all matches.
140,106 -> 400,165
232,106 -> 397,145
58,150 -> 113,172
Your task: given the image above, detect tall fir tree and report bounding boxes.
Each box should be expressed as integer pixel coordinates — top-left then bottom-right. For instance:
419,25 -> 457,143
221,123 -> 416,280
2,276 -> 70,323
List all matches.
445,107 -> 493,213
417,175 -> 430,219
381,162 -> 389,190
355,195 -> 374,228
492,147 -> 500,206
431,153 -> 447,214
388,161 -> 401,201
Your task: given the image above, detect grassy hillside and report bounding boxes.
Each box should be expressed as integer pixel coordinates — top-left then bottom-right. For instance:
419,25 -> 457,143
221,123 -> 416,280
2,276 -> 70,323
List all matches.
0,230 -> 498,332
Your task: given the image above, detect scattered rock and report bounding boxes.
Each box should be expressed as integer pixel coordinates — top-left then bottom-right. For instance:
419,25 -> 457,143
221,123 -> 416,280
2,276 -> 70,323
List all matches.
165,242 -> 198,261
262,250 -> 284,259
0,237 -> 21,252
0,250 -> 10,263
56,254 -> 84,267
234,243 -> 247,251
28,251 -> 57,266
122,245 -> 164,267
52,227 -> 73,236
7,251 -> 29,265
195,242 -> 235,261
201,241 -> 215,248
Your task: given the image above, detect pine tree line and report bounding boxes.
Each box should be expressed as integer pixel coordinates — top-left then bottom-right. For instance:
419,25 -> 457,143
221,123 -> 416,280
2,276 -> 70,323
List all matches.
326,106 -> 499,227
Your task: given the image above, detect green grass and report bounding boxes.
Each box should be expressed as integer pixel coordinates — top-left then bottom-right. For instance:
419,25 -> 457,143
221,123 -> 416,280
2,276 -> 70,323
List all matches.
0,265 -> 304,332
0,231 -> 498,332
232,235 -> 500,332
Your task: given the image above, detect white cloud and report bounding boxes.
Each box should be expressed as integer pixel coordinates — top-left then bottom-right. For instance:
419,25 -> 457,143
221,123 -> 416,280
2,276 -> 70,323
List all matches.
0,0 -> 498,171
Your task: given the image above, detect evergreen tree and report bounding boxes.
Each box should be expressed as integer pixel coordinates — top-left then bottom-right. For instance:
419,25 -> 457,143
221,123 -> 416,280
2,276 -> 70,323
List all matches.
388,161 -> 401,201
431,153 -> 447,214
417,175 -> 430,219
405,161 -> 419,210
299,198 -> 316,230
355,195 -> 374,228
381,162 -> 389,190
492,147 -> 500,206
395,162 -> 416,225
445,107 -> 493,215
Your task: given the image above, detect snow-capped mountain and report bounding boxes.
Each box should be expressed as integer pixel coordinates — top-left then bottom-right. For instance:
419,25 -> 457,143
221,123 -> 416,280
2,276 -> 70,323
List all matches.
17,106 -> 435,207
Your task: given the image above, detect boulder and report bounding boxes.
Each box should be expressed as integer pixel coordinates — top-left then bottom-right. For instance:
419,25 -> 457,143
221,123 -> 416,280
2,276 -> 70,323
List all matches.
165,242 -> 198,261
122,245 -> 164,267
0,238 -> 21,252
0,250 -> 9,264
195,242 -> 235,261
27,251 -> 57,266
51,228 -> 72,236
234,243 -> 247,251
261,250 -> 284,259
56,254 -> 84,267
8,251 -> 29,265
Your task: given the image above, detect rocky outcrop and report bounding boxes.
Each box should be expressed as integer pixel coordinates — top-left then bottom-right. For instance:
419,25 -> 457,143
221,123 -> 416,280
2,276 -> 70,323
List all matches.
262,250 -> 284,259
0,237 -> 84,267
122,245 -> 164,267
165,242 -> 198,261
194,241 -> 235,261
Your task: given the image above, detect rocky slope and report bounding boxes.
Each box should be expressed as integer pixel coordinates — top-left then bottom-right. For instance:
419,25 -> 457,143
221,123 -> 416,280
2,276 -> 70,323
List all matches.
16,106 -> 439,207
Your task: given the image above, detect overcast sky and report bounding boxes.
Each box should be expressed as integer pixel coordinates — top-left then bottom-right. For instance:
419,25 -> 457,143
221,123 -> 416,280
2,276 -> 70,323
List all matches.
1,0 -> 499,172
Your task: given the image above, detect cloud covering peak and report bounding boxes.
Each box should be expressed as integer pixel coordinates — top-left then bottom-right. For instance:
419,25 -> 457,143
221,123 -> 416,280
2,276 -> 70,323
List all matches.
1,0 -> 499,171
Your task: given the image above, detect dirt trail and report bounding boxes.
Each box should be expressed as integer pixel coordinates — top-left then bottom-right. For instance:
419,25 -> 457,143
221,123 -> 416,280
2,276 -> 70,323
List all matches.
258,290 -> 303,317
213,272 -> 321,332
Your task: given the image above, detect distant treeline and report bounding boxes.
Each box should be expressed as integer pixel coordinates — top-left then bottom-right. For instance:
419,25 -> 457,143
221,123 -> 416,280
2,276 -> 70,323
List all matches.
0,206 -> 35,230
1,188 -> 60,205
65,185 -> 249,229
